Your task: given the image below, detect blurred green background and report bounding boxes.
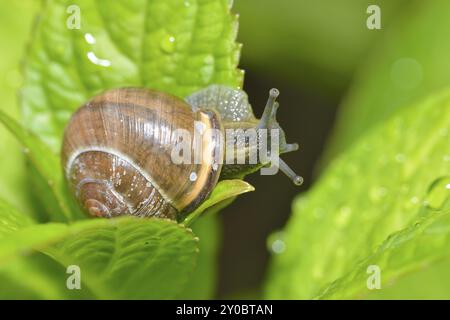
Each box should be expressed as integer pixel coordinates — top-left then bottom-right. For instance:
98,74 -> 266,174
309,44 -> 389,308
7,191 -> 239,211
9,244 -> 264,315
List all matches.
0,0 -> 449,299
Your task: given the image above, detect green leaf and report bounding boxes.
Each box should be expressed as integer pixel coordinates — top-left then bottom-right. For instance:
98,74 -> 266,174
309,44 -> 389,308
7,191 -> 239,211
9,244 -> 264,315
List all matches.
0,223 -> 70,266
0,253 -> 95,299
0,1 -> 38,213
0,110 -> 81,222
0,217 -> 199,299
15,0 -> 244,299
183,179 -> 255,226
178,215 -> 221,299
0,200 -> 86,299
22,0 -> 242,151
235,0 -> 408,93
366,259 -> 450,300
316,209 -> 450,299
0,198 -> 33,238
324,0 -> 450,162
265,88 -> 450,299
179,180 -> 254,299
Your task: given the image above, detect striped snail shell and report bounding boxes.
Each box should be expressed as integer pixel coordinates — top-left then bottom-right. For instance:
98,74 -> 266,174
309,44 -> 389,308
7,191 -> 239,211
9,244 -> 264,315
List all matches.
62,85 -> 301,221
62,87 -> 222,220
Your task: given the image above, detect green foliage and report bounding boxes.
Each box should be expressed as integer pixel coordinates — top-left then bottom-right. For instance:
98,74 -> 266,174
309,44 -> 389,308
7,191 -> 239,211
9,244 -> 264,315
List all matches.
0,199 -> 33,238
235,0 -> 407,93
365,259 -> 450,300
1,0 -> 448,300
178,179 -> 254,298
0,0 -> 248,299
317,206 -> 450,299
0,253 -> 94,299
46,218 -> 200,299
0,216 -> 199,299
0,1 -> 38,213
177,215 -> 221,299
263,0 -> 450,299
265,89 -> 450,299
184,179 -> 254,226
324,0 -> 450,161
22,0 -> 242,151
0,111 -> 80,222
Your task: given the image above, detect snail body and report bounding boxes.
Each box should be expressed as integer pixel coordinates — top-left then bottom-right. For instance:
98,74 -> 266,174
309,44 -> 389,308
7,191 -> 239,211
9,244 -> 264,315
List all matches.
62,85 -> 301,220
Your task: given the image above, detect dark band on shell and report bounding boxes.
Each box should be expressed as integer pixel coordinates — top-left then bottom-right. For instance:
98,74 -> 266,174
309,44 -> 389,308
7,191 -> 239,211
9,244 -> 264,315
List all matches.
62,88 -> 223,220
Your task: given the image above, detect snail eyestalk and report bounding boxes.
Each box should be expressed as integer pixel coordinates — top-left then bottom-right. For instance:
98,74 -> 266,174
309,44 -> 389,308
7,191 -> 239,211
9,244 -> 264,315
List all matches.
283,143 -> 299,154
271,102 -> 280,120
258,88 -> 280,129
254,88 -> 302,185
279,158 -> 303,186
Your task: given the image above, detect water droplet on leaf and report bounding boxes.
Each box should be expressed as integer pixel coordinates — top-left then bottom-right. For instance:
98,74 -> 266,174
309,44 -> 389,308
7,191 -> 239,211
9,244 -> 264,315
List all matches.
335,206 -> 352,227
410,196 -> 420,205
424,176 -> 450,210
267,231 -> 286,254
395,153 -> 406,163
400,184 -> 410,194
160,35 -> 176,54
84,33 -> 96,44
87,52 -> 111,67
370,186 -> 388,203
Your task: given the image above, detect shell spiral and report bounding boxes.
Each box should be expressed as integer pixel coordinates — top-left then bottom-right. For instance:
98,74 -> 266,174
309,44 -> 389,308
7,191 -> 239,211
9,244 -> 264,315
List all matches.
62,88 -> 223,220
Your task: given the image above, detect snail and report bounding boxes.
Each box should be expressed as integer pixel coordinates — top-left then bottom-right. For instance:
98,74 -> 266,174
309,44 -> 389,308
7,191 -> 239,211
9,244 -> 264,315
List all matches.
62,85 -> 301,221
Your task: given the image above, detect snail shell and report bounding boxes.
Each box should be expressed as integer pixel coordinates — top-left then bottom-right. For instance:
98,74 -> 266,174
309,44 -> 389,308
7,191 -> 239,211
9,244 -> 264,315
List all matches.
62,88 -> 223,220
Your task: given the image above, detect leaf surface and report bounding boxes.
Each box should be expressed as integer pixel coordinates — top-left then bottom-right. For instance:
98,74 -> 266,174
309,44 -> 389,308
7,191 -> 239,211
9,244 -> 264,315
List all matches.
265,88 -> 450,299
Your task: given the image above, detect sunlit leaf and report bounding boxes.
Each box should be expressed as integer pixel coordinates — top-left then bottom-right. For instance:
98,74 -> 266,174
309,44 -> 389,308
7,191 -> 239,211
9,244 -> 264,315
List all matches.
183,180 -> 254,226
0,217 -> 199,299
324,0 -> 450,162
266,88 -> 450,299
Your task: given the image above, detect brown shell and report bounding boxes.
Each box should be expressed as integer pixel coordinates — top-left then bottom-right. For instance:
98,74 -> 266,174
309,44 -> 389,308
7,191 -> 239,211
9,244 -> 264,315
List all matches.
62,88 -> 223,220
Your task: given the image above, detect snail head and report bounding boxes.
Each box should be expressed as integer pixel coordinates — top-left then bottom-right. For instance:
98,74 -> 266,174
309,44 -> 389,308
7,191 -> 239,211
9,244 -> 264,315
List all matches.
256,88 -> 303,186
